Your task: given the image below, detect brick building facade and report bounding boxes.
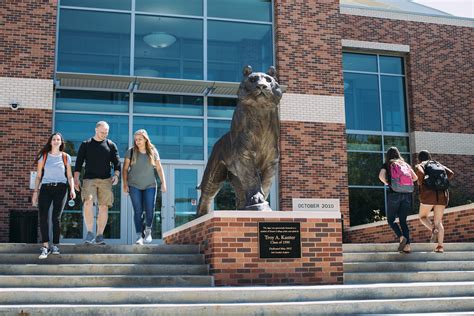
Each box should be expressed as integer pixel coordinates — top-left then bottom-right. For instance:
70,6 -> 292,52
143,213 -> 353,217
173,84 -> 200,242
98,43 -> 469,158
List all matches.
0,0 -> 472,243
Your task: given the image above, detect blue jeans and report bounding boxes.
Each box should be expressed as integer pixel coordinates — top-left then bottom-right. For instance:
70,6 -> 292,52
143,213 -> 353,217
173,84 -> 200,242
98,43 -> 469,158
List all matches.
128,186 -> 157,234
386,192 -> 411,244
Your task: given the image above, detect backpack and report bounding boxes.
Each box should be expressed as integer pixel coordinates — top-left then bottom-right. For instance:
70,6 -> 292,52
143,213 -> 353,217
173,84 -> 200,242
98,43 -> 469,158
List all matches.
40,152 -> 68,181
423,160 -> 449,191
389,161 -> 414,193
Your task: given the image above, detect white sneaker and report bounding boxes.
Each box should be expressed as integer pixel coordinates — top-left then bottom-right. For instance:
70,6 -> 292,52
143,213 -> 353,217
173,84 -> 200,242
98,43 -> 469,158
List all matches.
135,236 -> 144,245
144,227 -> 152,244
38,247 -> 50,259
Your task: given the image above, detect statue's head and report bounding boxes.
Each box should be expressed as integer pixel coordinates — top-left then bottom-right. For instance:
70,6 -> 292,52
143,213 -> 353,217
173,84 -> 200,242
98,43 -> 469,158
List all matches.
237,65 -> 282,106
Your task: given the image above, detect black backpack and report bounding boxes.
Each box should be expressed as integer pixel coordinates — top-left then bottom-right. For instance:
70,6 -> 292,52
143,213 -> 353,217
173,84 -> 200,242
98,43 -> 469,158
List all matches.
423,160 -> 449,191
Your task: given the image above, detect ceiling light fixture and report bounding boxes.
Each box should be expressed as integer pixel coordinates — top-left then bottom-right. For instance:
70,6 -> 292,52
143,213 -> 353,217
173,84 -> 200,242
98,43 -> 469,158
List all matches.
143,32 -> 176,48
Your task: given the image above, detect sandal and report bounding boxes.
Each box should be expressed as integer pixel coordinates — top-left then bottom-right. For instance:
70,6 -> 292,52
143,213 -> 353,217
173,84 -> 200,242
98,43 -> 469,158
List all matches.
401,244 -> 411,254
434,245 -> 444,253
430,227 -> 439,243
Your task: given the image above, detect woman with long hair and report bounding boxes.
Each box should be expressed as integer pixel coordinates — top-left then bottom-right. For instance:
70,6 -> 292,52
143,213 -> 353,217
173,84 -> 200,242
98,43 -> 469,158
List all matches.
379,147 -> 417,253
415,150 -> 454,253
122,129 -> 167,245
32,132 -> 75,259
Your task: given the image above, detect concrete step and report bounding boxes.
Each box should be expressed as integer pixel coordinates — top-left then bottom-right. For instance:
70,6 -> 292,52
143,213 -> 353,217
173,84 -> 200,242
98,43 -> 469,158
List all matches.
344,261 -> 474,272
344,251 -> 474,262
0,253 -> 204,264
0,282 -> 473,305
0,243 -> 199,254
1,297 -> 473,315
0,264 -> 208,276
345,271 -> 474,284
0,275 -> 214,287
343,243 -> 474,253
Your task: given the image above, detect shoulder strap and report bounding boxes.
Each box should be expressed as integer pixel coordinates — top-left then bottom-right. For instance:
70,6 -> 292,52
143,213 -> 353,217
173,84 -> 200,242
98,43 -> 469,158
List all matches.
42,152 -> 47,165
61,152 -> 68,166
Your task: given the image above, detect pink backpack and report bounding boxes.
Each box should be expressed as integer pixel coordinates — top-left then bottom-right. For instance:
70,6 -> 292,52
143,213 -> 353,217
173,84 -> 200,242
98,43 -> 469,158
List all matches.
389,161 -> 414,193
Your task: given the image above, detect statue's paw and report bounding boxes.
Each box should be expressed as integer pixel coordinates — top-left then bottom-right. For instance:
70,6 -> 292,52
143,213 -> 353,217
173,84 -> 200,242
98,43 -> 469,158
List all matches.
245,192 -> 271,211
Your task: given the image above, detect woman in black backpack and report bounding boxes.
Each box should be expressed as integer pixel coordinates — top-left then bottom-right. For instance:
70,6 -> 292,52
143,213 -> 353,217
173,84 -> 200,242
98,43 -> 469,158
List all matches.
379,147 -> 418,253
415,150 -> 454,253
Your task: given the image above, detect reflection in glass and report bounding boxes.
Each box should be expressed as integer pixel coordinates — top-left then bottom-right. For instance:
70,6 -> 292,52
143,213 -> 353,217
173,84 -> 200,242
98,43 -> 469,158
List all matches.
384,136 -> 409,153
346,134 -> 382,151
174,169 -> 198,227
134,94 -> 203,116
381,76 -> 407,132
58,9 -> 130,75
103,177 -> 122,239
349,188 -> 385,225
344,73 -> 381,131
380,56 -> 403,74
208,21 -> 272,82
134,116 -> 204,160
55,113 -> 129,156
343,53 -> 377,72
56,90 -> 129,113
61,212 -> 83,239
208,0 -> 272,22
135,15 -> 203,79
214,181 -> 236,210
61,0 -> 131,10
136,0 -> 202,16
348,152 -> 383,186
151,175 -> 163,239
208,120 -> 231,155
208,97 -> 237,118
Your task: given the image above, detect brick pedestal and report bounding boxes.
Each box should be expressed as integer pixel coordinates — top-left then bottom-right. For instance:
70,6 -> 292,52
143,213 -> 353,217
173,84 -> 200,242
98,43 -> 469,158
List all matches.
163,211 -> 343,286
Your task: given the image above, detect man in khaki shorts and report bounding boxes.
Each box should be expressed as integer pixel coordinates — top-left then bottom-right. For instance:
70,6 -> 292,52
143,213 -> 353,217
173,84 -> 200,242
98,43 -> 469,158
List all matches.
74,121 -> 121,244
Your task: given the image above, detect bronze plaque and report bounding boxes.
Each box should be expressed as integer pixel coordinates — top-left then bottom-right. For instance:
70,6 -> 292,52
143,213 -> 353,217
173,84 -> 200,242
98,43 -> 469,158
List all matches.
258,222 -> 301,259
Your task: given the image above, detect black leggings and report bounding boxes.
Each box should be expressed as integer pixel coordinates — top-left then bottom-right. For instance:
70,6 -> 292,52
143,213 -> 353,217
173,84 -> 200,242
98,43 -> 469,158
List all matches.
386,192 -> 411,244
38,183 -> 67,244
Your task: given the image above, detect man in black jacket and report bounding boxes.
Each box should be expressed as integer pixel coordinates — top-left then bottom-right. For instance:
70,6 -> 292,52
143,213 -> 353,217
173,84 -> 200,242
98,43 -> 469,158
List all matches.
74,121 -> 121,244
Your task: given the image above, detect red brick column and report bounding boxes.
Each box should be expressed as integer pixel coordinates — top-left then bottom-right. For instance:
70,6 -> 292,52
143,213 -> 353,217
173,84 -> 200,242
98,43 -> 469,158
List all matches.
164,211 -> 343,286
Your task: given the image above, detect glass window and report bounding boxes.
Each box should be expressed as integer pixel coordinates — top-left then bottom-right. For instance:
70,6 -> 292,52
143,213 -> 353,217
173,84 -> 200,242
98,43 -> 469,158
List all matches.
56,90 -> 129,113
381,76 -> 407,132
133,116 -> 203,160
136,0 -> 202,16
344,73 -> 381,131
343,53 -> 377,72
134,94 -> 203,116
208,97 -> 237,118
135,15 -> 203,80
58,9 -> 131,75
348,152 -> 383,186
208,21 -> 272,82
55,113 -> 129,156
380,56 -> 403,74
384,136 -> 409,153
208,119 -> 231,155
208,0 -> 272,22
347,134 -> 382,151
349,188 -> 385,226
214,181 -> 236,210
61,0 -> 131,10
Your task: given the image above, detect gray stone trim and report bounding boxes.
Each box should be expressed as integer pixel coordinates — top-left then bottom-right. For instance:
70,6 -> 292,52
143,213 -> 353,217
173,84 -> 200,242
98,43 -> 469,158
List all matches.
342,39 -> 409,53
410,131 -> 474,156
0,77 -> 53,110
340,6 -> 474,28
279,93 -> 345,124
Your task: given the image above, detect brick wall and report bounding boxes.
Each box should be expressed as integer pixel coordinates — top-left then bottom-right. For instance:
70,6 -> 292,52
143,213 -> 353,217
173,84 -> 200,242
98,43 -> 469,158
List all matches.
0,0 -> 57,79
341,15 -> 473,134
0,1 -> 57,242
0,109 -> 53,241
164,212 -> 343,286
345,204 -> 474,243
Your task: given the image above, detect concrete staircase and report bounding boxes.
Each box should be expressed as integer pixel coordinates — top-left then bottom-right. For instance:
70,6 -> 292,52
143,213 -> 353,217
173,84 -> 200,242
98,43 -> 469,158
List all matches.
0,243 -> 473,315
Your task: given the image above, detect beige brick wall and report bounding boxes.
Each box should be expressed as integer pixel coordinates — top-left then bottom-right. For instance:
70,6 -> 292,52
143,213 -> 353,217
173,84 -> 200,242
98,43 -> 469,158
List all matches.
0,77 -> 53,110
410,131 -> 474,156
279,93 -> 345,124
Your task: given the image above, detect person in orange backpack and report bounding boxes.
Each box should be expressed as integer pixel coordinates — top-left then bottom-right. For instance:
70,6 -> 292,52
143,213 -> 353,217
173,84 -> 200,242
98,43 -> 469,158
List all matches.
379,147 -> 417,253
32,132 -> 75,259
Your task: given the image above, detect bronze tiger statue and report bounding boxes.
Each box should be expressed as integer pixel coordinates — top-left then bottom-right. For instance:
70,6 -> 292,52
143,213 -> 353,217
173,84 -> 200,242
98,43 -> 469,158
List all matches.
197,65 -> 282,216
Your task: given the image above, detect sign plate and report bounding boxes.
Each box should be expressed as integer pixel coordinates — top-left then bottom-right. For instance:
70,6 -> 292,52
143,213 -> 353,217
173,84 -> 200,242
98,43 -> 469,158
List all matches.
292,198 -> 340,212
259,222 -> 301,259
